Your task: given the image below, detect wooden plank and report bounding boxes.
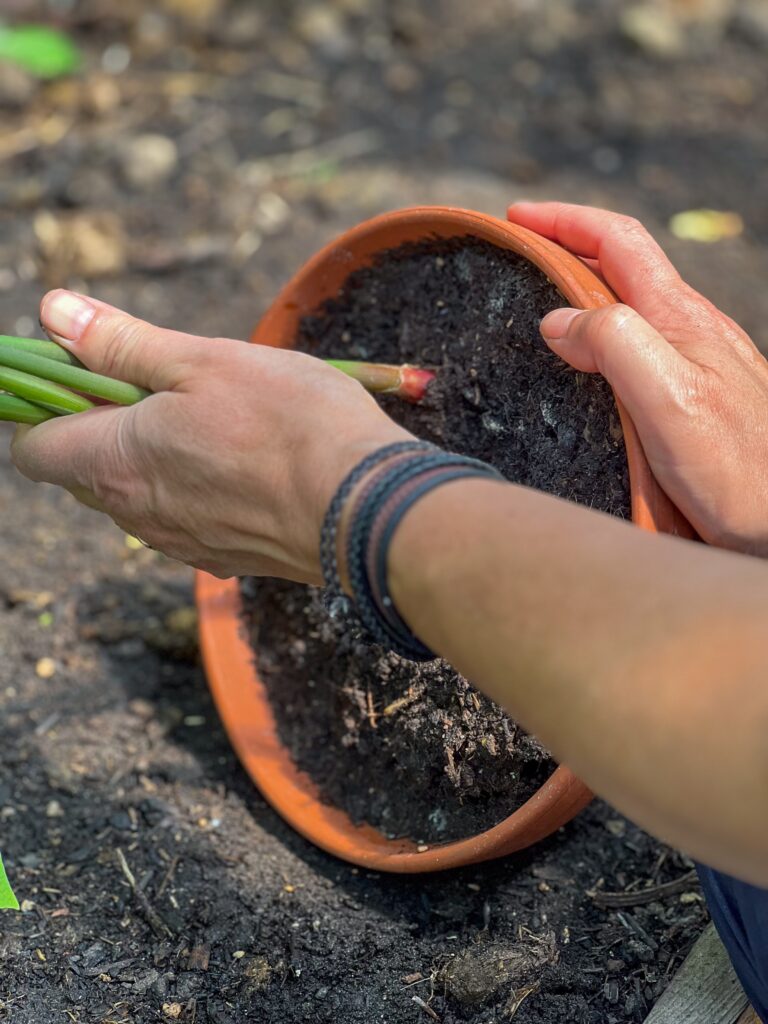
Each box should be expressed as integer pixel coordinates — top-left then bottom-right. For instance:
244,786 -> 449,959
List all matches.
643,923 -> 748,1024
736,1009 -> 761,1024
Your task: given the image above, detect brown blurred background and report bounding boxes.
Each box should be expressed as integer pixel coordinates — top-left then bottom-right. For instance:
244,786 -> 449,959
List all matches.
1,0 -> 767,349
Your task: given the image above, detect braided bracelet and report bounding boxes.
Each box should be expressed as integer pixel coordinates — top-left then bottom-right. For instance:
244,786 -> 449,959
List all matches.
319,440 -> 435,596
340,450 -> 505,660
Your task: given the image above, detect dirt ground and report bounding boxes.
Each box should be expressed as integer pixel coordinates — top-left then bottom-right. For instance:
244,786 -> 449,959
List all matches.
1,1 -> 764,1021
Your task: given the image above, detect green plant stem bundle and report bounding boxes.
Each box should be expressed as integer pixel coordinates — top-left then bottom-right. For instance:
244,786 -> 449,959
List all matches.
0,334 -> 83,366
0,393 -> 55,425
0,339 -> 148,405
0,334 -> 435,425
0,366 -> 94,414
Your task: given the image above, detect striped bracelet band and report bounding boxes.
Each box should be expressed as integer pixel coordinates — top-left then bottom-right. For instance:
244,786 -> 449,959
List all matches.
324,447 -> 504,660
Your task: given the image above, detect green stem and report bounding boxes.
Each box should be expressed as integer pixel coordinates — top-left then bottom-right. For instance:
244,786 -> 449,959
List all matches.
0,337 -> 436,423
0,334 -> 83,367
0,368 -> 94,414
0,393 -> 56,425
0,345 -> 149,405
326,360 -> 436,402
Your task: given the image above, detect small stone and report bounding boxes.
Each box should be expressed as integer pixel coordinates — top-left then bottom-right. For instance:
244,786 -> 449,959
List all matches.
163,0 -> 223,23
0,63 -> 36,109
120,134 -> 179,190
35,658 -> 56,680
34,210 -> 126,278
46,800 -> 64,818
294,4 -> 352,58
255,192 -> 290,234
165,607 -> 197,634
734,0 -> 768,47
679,891 -> 702,905
621,6 -> 685,57
621,0 -> 732,57
101,43 -> 131,75
129,698 -> 154,720
162,1004 -> 183,1020
605,819 -> 626,837
385,62 -> 420,93
232,950 -> 246,959
213,7 -> 263,46
605,979 -> 620,1004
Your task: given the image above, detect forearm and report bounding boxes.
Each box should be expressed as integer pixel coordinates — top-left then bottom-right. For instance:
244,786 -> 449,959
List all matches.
389,479 -> 768,883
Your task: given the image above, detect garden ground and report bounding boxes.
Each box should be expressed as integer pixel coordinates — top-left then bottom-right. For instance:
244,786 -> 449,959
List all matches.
1,1 -> 766,1021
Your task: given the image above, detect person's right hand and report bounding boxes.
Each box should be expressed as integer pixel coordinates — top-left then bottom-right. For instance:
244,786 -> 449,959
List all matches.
508,201 -> 768,557
10,291 -> 411,583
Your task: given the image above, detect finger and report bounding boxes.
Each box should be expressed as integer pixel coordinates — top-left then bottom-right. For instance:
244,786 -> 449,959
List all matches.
11,404 -> 127,493
508,202 -> 681,303
39,289 -> 217,392
539,304 -> 696,435
13,419 -> 108,507
508,202 -> 752,352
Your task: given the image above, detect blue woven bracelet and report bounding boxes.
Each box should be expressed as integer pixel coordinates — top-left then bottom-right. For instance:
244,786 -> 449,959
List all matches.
344,451 -> 505,660
319,440 -> 435,597
372,464 -> 504,653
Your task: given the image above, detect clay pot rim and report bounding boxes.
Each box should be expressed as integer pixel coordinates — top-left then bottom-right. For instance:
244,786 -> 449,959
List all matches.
196,205 -> 691,873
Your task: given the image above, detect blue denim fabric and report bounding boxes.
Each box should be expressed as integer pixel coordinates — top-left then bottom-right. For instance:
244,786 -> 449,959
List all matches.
697,865 -> 768,1022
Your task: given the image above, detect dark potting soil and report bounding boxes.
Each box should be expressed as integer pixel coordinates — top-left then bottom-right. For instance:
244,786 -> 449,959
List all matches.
241,237 -> 630,845
0,426 -> 709,1024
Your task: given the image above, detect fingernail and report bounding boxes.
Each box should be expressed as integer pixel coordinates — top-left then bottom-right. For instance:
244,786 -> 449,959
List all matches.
40,290 -> 96,343
540,307 -> 584,341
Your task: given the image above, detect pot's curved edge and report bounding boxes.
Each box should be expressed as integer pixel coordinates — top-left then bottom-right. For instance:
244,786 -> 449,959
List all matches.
198,205 -> 695,873
196,569 -> 592,873
252,206 -> 696,540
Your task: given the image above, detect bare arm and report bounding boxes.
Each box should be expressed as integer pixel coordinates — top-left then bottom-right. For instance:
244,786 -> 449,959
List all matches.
388,478 -> 768,884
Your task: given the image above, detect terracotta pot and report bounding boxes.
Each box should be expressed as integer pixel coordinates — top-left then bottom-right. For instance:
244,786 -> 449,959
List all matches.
196,206 -> 695,873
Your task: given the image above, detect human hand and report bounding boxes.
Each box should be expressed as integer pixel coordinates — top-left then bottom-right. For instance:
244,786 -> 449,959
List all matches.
508,201 -> 768,556
11,291 -> 411,582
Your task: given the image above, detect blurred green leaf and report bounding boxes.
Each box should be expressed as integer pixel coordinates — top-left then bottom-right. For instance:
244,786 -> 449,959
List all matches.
669,209 -> 744,243
0,852 -> 19,911
0,24 -> 80,79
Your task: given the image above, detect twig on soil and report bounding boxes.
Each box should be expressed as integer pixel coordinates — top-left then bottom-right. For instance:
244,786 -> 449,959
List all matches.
155,855 -> 180,901
383,686 -> 418,718
590,870 -> 699,909
241,128 -> 381,179
115,848 -> 174,939
251,70 -> 325,108
365,687 -> 378,729
504,982 -> 540,1019
412,995 -> 441,1022
33,711 -> 61,736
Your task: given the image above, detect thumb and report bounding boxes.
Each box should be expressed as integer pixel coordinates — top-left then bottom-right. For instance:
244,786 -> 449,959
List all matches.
40,289 -> 214,392
539,304 -> 696,431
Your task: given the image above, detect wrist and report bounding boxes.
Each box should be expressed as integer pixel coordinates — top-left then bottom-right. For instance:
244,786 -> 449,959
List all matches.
322,447 -> 505,660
